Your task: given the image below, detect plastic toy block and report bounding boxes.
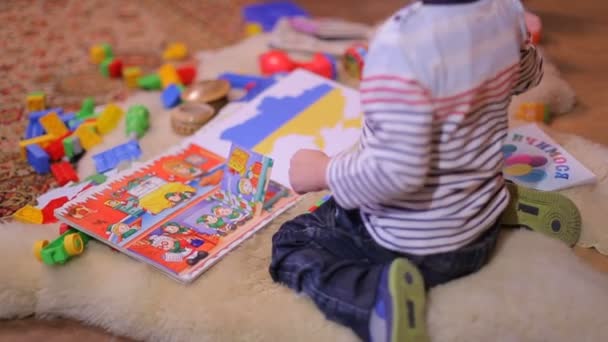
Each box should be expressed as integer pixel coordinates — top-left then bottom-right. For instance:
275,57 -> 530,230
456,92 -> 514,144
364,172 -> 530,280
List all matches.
109,58 -> 123,78
84,173 -> 108,185
44,139 -> 65,161
13,204 -> 43,224
515,102 -> 551,123
123,66 -> 142,88
100,58 -> 112,77
90,43 -> 113,64
33,228 -> 91,265
161,84 -> 182,109
29,108 -> 65,125
26,91 -> 46,112
243,2 -> 309,32
158,63 -> 181,89
138,73 -> 162,90
68,118 -> 83,131
41,196 -> 69,223
92,140 -> 142,173
80,119 -> 99,133
74,125 -> 102,150
245,23 -> 263,37
59,112 -> 75,126
97,103 -> 123,134
126,104 -> 150,139
72,137 -> 83,155
63,136 -> 75,158
19,134 -> 55,159
25,120 -> 45,139
26,143 -> 51,174
50,162 -> 79,186
76,97 -> 95,120
162,42 -> 188,61
39,111 -> 69,136
176,65 -> 196,85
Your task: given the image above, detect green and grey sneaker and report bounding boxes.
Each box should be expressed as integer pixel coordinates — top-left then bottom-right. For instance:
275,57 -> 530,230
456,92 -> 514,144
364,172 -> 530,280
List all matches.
500,182 -> 582,246
369,258 -> 429,342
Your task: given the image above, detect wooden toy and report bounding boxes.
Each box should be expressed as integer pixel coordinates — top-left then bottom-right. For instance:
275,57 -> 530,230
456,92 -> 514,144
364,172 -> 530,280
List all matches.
158,63 -> 182,89
515,102 -> 551,123
13,204 -> 44,224
163,42 -> 188,61
26,91 -> 46,112
123,66 -> 142,88
39,111 -> 69,137
97,103 -> 124,135
259,50 -> 337,79
170,102 -> 216,136
181,79 -> 230,113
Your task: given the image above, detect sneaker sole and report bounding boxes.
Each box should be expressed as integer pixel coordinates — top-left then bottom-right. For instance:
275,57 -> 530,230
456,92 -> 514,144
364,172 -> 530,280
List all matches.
388,258 -> 429,342
501,183 -> 581,246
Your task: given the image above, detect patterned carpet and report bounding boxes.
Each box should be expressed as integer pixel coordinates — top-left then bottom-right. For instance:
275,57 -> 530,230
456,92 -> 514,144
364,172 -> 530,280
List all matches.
0,0 -> 256,221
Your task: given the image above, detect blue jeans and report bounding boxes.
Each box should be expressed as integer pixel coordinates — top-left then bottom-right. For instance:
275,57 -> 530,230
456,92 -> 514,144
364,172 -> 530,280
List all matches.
269,197 -> 500,341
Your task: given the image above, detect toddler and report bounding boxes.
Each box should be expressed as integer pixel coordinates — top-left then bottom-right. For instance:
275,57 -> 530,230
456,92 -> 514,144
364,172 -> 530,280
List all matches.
269,0 -> 581,341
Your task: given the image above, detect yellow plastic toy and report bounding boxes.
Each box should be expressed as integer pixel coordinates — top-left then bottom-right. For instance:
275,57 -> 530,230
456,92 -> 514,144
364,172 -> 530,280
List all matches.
97,103 -> 124,134
74,125 -> 102,150
138,182 -> 196,215
245,23 -> 263,37
158,63 -> 182,89
39,111 -> 69,137
26,92 -> 46,112
19,134 -> 55,159
123,66 -> 142,89
13,205 -> 43,224
162,42 -> 188,61
515,103 -> 551,124
90,43 -> 113,64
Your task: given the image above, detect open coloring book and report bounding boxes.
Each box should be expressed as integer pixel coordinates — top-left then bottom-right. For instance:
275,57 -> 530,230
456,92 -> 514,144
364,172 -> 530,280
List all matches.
55,142 -> 297,283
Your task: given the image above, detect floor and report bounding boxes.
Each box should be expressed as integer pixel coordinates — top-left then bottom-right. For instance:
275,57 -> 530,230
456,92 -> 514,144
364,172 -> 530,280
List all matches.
2,0 -> 607,340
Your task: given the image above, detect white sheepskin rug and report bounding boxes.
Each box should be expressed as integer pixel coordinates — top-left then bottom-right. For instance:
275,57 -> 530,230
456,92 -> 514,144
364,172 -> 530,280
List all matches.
1,34 -> 608,341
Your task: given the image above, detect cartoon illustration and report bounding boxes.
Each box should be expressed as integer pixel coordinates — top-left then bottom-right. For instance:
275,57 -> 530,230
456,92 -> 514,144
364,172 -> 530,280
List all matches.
163,160 -> 204,180
66,205 -> 96,219
138,182 -> 197,215
106,222 -> 140,243
104,196 -> 145,217
195,205 -> 252,236
148,234 -> 208,266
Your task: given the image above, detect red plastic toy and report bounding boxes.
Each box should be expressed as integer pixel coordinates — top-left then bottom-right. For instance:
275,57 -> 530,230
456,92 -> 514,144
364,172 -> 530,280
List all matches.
50,161 -> 79,186
259,50 -> 337,80
177,65 -> 197,85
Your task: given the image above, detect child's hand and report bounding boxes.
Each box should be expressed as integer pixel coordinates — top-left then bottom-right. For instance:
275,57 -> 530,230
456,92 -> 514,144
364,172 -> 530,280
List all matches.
289,149 -> 330,194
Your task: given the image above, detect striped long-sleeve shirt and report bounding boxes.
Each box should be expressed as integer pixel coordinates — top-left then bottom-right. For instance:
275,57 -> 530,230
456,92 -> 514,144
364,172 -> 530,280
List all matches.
326,0 -> 543,255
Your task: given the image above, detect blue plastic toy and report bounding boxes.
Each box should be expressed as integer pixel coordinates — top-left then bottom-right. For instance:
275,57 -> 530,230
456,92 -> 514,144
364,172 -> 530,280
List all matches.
92,140 -> 142,173
26,144 -> 50,174
26,108 -> 65,139
242,1 -> 309,32
162,84 -> 182,109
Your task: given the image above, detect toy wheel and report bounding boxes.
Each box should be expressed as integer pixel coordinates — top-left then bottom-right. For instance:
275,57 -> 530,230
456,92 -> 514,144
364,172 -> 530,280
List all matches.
64,233 -> 85,256
33,240 -> 49,262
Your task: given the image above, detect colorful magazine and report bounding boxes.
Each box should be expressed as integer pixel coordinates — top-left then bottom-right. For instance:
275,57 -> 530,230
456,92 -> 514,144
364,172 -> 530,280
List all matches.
55,142 -> 297,283
502,124 -> 597,191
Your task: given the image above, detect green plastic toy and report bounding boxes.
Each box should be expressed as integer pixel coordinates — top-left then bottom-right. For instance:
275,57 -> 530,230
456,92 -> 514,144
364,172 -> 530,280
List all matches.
137,74 -> 162,90
76,97 -> 96,120
126,104 -> 150,139
33,228 -> 91,265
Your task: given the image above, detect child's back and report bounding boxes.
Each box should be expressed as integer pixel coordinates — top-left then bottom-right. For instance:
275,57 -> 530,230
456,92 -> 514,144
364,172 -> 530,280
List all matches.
326,0 -> 543,255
